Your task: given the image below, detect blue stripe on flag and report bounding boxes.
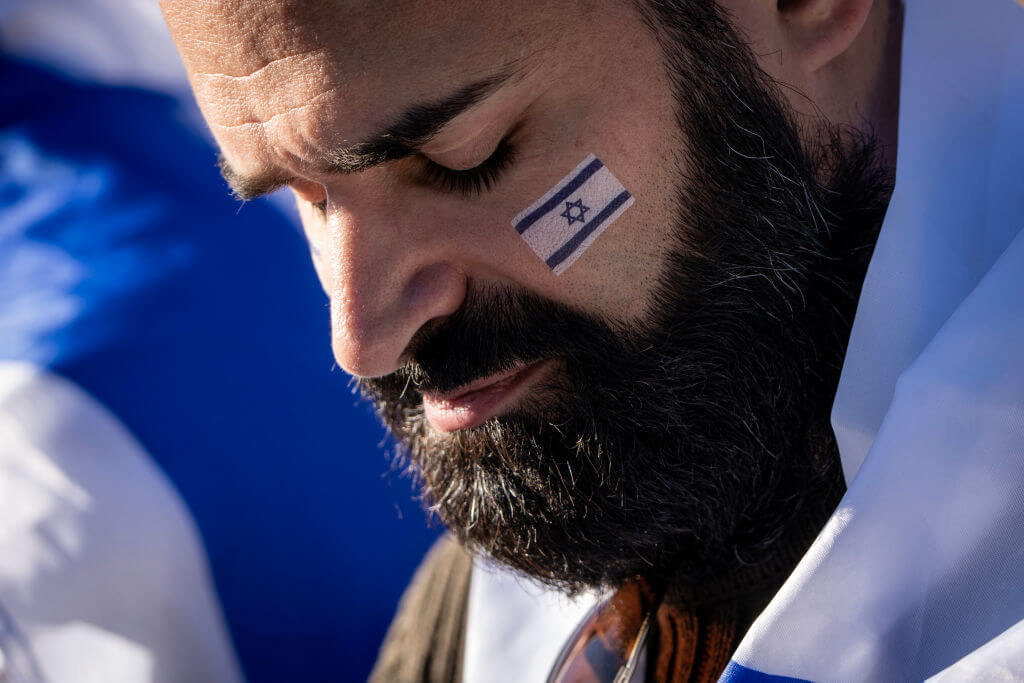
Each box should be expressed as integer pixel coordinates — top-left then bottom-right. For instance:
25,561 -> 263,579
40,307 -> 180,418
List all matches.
719,661 -> 814,683
545,190 -> 631,269
514,157 -> 604,234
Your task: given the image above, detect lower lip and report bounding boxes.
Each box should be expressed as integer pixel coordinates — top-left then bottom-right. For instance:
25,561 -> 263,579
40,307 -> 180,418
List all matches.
421,362 -> 545,433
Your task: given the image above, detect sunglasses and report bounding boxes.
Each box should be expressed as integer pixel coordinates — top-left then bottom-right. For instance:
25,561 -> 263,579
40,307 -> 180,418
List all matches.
547,577 -> 659,683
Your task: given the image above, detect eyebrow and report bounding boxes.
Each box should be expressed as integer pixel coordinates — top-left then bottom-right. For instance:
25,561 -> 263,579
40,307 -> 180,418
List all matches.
219,71 -> 512,201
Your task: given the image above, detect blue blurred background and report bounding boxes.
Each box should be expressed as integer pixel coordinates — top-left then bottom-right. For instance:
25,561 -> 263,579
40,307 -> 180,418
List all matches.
0,2 -> 438,680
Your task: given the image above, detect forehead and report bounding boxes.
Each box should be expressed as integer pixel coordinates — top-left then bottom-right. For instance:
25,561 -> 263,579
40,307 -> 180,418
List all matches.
163,0 -> 562,167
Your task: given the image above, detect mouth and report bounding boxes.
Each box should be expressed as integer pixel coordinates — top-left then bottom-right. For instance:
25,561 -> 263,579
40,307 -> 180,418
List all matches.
420,360 -> 549,433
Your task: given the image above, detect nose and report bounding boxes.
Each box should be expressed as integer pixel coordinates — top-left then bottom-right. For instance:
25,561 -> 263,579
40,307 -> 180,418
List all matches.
322,191 -> 467,378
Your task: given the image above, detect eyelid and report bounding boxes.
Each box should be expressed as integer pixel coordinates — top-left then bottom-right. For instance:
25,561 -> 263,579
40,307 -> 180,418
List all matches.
291,178 -> 327,203
287,179 -> 327,217
418,135 -> 516,196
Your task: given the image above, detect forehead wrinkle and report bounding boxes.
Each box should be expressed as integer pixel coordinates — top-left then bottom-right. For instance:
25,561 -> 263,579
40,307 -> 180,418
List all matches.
202,6 -> 541,193
165,0 -> 325,77
192,49 -> 335,129
194,49 -> 321,83
206,86 -> 338,130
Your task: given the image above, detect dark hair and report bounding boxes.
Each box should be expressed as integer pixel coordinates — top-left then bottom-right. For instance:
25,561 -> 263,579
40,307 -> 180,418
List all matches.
362,0 -> 893,594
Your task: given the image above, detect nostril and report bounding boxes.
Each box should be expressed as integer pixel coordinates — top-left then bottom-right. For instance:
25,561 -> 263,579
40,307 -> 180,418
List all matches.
397,265 -> 468,361
328,263 -> 467,378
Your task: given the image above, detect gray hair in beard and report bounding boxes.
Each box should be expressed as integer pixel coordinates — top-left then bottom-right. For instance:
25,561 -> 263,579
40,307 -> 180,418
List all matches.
359,0 -> 892,594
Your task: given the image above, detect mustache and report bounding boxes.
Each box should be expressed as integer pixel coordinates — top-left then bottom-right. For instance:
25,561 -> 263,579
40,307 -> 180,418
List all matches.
359,285 -> 625,399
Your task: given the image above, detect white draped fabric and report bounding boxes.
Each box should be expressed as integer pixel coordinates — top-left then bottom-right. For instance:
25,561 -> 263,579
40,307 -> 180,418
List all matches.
464,561 -> 600,683
732,0 -> 1024,679
0,0 -> 188,96
0,363 -> 242,683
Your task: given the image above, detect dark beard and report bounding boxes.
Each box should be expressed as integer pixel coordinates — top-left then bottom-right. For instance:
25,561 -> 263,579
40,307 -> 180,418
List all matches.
359,3 -> 892,594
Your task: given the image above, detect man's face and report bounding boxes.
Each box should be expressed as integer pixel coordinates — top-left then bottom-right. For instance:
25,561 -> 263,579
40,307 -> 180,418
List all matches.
167,0 -> 681,373
164,0 -> 891,591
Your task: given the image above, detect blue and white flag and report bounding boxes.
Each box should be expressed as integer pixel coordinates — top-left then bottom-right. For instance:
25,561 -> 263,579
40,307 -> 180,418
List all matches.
511,154 -> 634,275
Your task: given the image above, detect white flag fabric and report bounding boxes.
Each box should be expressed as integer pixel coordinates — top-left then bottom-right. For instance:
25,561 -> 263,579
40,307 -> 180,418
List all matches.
0,363 -> 244,683
463,559 -> 601,683
724,0 -> 1024,680
0,0 -> 189,96
511,154 -> 634,274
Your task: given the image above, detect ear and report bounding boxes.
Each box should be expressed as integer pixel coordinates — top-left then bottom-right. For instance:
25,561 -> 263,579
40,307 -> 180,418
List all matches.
777,0 -> 876,73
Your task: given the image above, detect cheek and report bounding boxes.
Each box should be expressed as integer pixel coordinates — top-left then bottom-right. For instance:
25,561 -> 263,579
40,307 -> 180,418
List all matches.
444,152 -> 681,327
510,143 -> 684,326
553,183 -> 678,324
493,53 -> 685,324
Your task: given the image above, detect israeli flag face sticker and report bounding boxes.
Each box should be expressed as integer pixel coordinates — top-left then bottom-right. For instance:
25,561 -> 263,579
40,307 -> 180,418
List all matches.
511,154 -> 634,275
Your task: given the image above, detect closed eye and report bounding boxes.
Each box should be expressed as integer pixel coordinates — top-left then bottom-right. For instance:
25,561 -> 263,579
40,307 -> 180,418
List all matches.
418,136 -> 516,196
307,134 -> 516,214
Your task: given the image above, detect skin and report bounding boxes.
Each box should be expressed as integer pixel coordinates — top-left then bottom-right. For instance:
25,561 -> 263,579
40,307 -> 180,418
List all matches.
161,0 -> 900,384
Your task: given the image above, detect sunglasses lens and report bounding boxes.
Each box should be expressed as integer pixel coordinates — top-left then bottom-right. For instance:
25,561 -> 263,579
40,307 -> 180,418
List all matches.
547,578 -> 657,683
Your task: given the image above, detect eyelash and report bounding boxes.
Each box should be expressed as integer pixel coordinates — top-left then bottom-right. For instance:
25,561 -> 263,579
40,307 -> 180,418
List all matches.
308,136 -> 516,215
418,137 -> 516,196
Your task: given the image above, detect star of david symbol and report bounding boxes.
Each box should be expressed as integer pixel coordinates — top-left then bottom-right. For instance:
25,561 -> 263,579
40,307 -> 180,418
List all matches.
560,198 -> 590,226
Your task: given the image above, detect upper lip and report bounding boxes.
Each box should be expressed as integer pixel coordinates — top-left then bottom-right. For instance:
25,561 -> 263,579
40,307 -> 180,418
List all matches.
420,362 -> 538,402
